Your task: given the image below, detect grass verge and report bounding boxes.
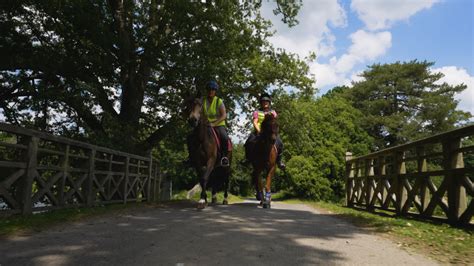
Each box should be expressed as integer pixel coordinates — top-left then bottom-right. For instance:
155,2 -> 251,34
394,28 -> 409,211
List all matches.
279,198 -> 473,264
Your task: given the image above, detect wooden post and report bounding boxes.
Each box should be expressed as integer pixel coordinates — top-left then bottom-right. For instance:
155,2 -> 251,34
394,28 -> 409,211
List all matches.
345,152 -> 354,207
157,168 -> 163,201
416,146 -> 430,215
443,139 -> 467,224
395,151 -> 407,214
356,160 -> 363,204
153,164 -> 158,202
365,158 -> 374,210
123,156 -> 130,204
147,155 -> 153,202
58,145 -> 70,206
20,136 -> 39,214
84,149 -> 95,207
379,156 -> 388,208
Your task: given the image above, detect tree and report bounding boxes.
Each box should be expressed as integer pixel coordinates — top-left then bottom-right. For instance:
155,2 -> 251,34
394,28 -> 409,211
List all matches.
345,60 -> 471,148
271,91 -> 373,199
0,0 -> 313,154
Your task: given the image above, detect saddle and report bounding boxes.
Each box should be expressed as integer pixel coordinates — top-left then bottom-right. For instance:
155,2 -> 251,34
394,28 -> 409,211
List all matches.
210,127 -> 232,161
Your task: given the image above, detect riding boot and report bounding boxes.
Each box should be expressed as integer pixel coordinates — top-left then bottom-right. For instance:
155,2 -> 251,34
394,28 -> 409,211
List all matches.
276,152 -> 285,170
276,137 -> 285,170
217,126 -> 230,167
221,148 -> 229,167
240,143 -> 251,166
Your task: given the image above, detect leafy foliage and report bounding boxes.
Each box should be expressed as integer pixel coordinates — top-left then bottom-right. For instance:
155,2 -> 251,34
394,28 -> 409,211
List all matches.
271,91 -> 373,200
0,0 -> 313,154
286,155 -> 331,200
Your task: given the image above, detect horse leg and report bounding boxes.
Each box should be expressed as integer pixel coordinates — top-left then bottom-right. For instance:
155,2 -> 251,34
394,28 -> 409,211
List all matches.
198,163 -> 214,209
263,165 -> 276,209
211,185 -> 217,204
223,170 -> 229,205
253,168 -> 264,206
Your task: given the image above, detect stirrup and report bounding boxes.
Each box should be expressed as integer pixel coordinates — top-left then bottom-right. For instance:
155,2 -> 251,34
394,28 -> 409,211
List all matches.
220,157 -> 229,167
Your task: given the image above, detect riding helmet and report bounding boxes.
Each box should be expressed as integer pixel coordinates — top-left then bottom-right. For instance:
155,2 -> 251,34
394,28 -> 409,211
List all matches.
259,92 -> 272,103
207,80 -> 219,91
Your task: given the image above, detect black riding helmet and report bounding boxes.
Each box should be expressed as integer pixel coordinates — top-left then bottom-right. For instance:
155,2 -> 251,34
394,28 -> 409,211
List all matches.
259,92 -> 272,103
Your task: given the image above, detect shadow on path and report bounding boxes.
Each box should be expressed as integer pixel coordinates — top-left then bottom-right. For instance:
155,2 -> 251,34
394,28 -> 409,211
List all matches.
0,200 -> 434,265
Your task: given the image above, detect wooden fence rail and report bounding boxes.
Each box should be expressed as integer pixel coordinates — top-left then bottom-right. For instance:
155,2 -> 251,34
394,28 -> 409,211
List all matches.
346,125 -> 474,225
0,123 -> 166,215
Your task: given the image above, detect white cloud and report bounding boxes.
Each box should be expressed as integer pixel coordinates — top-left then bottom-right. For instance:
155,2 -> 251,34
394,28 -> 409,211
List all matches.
313,30 -> 391,89
351,0 -> 439,31
261,0 -> 347,58
310,62 -> 348,88
432,66 -> 474,115
335,30 -> 392,73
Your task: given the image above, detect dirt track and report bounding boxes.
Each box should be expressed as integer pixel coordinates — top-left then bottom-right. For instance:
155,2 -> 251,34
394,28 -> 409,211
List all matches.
0,200 -> 437,265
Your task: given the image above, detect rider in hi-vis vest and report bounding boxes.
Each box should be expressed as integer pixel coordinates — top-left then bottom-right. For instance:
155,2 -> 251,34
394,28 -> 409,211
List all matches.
243,92 -> 285,170
203,80 -> 230,167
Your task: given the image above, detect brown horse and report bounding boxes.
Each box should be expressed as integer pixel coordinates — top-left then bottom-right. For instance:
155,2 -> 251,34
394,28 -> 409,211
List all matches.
186,97 -> 231,209
246,114 -> 279,208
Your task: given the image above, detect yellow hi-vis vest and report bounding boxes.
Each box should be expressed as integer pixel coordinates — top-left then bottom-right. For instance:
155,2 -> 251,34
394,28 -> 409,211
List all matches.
255,109 -> 277,132
203,96 -> 226,127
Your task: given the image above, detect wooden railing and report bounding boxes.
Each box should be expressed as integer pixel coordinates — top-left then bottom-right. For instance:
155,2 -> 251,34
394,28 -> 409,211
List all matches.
0,123 -> 166,215
346,125 -> 474,225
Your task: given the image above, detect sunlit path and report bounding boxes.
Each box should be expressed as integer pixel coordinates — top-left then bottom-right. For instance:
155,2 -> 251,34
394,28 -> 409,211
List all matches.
0,201 -> 436,265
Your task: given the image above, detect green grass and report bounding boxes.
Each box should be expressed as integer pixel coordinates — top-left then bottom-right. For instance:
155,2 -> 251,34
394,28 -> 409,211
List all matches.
0,203 -> 145,237
280,198 -> 473,264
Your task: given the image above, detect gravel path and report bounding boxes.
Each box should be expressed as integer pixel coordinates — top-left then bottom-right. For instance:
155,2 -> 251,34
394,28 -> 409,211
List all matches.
0,200 -> 437,265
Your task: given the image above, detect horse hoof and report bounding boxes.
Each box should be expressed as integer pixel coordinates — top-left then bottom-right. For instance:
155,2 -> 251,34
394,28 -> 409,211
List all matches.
197,199 -> 206,209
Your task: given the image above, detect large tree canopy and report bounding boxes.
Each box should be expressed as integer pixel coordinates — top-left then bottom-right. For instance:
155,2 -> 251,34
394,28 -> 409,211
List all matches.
0,0 -> 314,153
334,61 -> 471,148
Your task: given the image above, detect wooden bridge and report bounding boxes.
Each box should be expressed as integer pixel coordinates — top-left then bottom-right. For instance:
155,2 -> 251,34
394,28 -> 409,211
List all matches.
0,123 -> 168,216
346,125 -> 474,225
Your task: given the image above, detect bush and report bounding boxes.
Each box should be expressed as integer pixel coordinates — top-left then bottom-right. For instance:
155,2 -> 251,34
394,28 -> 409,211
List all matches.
286,156 -> 332,200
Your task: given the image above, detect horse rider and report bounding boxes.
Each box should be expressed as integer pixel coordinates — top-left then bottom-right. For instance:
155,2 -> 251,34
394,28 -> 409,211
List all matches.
203,80 -> 230,166
185,80 -> 230,167
243,92 -> 285,170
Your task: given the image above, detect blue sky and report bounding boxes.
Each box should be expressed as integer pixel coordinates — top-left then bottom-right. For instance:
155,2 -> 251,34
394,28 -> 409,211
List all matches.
261,0 -> 474,114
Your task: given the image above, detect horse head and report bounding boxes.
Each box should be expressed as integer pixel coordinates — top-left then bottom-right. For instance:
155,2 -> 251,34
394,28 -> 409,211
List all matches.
260,113 -> 279,142
185,97 -> 203,128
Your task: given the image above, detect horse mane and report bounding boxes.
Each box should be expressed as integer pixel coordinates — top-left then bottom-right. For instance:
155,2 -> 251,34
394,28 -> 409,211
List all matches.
260,114 -> 277,139
255,113 -> 278,164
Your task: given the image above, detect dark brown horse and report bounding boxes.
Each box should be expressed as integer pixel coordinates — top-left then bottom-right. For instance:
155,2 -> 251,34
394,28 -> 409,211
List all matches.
186,97 -> 231,209
247,114 -> 279,208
